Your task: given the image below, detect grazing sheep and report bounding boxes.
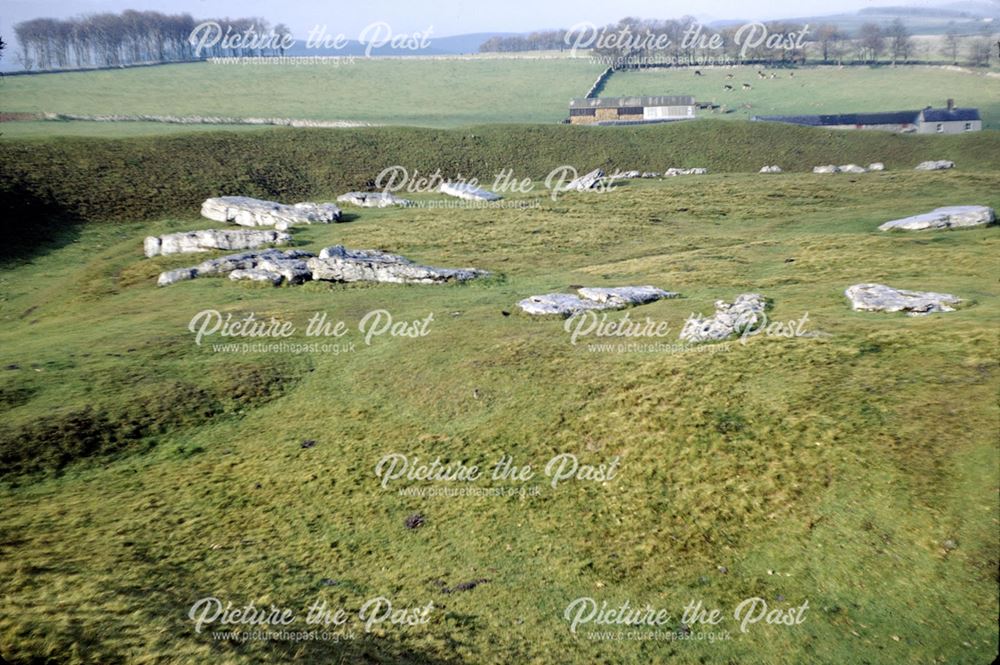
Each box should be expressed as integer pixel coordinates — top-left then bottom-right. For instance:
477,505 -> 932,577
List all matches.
694,69 -> 703,76
770,73 -> 777,79
742,83 -> 752,90
757,70 -> 766,79
724,84 -> 734,91
726,73 -> 734,79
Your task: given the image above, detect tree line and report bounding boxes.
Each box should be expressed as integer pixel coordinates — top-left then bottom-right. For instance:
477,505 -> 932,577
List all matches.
480,16 -> 995,68
13,11 -> 290,71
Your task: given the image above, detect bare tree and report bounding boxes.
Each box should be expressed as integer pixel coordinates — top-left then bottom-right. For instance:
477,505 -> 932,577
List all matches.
943,28 -> 962,64
885,18 -> 912,65
968,25 -> 994,67
13,10 -> 287,70
816,24 -> 847,63
858,23 -> 884,63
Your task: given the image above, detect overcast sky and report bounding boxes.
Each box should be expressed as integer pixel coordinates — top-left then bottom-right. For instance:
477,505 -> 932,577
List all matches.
0,0 -> 969,39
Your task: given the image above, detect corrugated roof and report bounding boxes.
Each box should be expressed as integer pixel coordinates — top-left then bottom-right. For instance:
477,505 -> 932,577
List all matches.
752,111 -> 921,126
922,107 -> 981,122
569,96 -> 695,108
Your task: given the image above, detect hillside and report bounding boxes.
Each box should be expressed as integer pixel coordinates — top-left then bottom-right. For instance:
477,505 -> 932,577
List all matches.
2,123 -> 999,241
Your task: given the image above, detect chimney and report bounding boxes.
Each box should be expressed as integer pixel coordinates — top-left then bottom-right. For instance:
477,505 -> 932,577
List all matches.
947,98 -> 955,110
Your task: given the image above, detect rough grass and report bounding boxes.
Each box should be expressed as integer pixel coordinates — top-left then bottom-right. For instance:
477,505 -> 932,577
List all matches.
602,65 -> 1000,128
0,168 -> 997,663
2,123 -> 999,228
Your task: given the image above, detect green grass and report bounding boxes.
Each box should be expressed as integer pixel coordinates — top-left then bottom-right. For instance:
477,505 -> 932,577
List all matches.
601,65 -> 1000,128
3,122 -> 999,230
0,120 -> 277,139
1,62 -> 997,139
0,162 -> 998,662
0,58 -> 604,129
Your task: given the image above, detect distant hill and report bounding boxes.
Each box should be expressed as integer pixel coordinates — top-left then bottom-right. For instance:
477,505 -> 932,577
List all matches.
859,6 -> 978,18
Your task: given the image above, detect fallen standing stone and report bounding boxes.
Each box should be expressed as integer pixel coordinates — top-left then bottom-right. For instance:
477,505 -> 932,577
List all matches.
157,268 -> 198,287
664,167 -> 708,176
914,160 -> 955,171
158,249 -> 315,286
679,293 -> 768,343
438,182 -> 502,202
229,268 -> 284,285
878,205 -> 995,231
517,286 -> 677,317
336,192 -> 413,208
562,168 -> 605,191
144,228 -> 290,257
845,283 -> 961,315
309,245 -> 490,284
201,196 -> 342,230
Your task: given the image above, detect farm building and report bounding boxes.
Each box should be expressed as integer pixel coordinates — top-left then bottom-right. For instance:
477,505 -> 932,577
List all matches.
568,96 -> 697,125
751,100 -> 981,134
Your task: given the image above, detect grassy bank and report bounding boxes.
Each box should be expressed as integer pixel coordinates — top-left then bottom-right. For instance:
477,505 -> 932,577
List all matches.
3,123 -> 999,229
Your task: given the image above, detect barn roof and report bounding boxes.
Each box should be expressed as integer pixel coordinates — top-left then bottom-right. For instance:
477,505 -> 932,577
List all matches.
569,96 -> 696,108
921,107 -> 981,122
752,111 -> 921,126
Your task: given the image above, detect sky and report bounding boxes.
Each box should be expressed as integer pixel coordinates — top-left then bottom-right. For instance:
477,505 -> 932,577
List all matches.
0,0 -> 973,40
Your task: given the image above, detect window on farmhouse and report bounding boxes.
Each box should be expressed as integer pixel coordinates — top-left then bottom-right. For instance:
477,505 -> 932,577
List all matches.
936,123 -> 944,133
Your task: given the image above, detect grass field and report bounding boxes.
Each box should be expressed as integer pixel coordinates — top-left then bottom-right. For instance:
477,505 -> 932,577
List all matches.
1,61 -> 998,137
1,125 -> 998,661
0,58 -> 604,129
602,65 -> 1000,128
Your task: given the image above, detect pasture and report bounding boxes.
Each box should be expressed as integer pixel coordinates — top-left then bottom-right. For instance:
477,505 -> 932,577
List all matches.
602,65 -> 1000,128
1,61 -> 998,138
0,58 -> 604,130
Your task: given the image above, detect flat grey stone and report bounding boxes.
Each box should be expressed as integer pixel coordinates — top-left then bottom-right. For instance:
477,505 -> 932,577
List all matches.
201,196 -> 341,229
337,192 -> 413,208
759,165 -> 782,173
562,168 -> 605,191
914,160 -> 954,171
158,249 -> 315,285
310,245 -> 489,284
845,283 -> 961,315
518,285 -> 677,317
517,293 -> 609,317
679,293 -> 768,342
576,286 -> 678,307
229,269 -> 284,285
438,182 -> 502,202
157,268 -> 198,287
144,229 -> 290,257
878,205 -> 995,231
256,257 -> 313,285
